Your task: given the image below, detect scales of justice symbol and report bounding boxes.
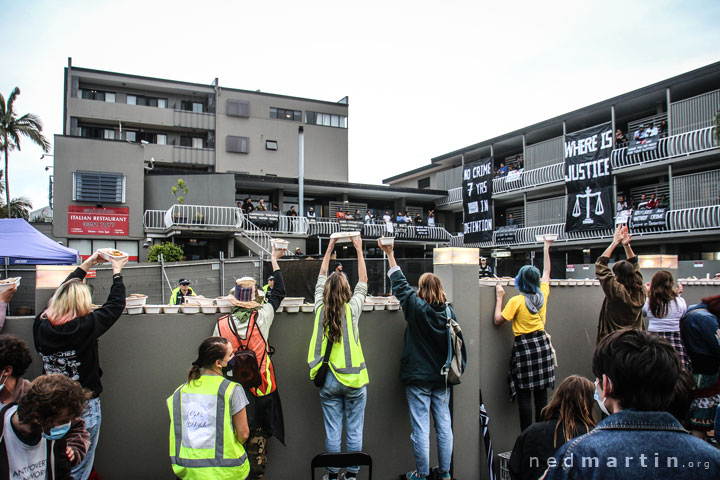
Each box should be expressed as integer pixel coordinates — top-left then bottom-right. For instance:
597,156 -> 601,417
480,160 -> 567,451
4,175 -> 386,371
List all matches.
572,186 -> 604,224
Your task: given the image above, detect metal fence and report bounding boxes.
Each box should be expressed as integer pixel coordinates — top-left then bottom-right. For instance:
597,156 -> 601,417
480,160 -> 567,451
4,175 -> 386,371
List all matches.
492,162 -> 565,194
525,136 -> 564,170
610,125 -> 717,169
672,169 -> 720,210
670,88 -> 720,135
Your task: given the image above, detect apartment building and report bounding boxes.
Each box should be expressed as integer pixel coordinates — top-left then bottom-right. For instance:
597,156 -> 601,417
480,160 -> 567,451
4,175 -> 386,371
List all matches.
385,61 -> 720,275
53,60 -> 449,261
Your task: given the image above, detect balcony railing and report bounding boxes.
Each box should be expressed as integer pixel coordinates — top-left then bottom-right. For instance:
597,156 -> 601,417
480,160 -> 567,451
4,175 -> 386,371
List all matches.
436,187 -> 463,206
493,162 -> 565,194
611,126 -> 718,170
450,205 -> 720,248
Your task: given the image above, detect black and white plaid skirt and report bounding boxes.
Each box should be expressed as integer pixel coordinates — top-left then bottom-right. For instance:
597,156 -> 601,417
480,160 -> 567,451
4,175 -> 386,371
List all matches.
508,330 -> 555,400
651,330 -> 692,372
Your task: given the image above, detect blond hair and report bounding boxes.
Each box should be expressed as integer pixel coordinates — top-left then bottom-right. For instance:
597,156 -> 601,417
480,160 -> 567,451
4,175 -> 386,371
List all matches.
417,273 -> 446,305
45,279 -> 92,326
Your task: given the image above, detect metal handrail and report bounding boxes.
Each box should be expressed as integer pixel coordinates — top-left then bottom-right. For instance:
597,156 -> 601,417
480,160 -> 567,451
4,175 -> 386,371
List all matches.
611,126 -> 717,169
436,187 -> 463,206
667,205 -> 720,231
168,205 -> 240,228
492,162 -> 565,194
143,210 -> 166,231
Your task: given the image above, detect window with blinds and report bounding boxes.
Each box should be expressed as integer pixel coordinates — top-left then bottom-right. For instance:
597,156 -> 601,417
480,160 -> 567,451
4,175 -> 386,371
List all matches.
226,135 -> 250,154
73,171 -> 126,203
227,100 -> 250,117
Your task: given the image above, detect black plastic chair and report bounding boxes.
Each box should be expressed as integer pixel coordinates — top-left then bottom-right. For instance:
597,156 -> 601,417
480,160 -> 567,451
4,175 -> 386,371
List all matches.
311,452 -> 373,480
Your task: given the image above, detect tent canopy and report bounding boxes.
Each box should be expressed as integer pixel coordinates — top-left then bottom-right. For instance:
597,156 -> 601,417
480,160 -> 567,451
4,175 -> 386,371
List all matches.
0,219 -> 78,265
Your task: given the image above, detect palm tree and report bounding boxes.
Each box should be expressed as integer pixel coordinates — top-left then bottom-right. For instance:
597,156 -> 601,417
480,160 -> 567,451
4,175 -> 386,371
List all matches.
0,87 -> 50,217
0,170 -> 33,220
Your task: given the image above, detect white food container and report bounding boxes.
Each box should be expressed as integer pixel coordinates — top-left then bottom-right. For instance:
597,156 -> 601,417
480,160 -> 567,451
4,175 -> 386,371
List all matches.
534,234 -> 558,243
181,305 -> 199,314
143,305 -> 162,314
200,305 -> 218,314
373,304 -> 386,311
218,306 -> 232,314
276,306 -> 284,313
127,306 -> 143,315
186,296 -> 214,307
280,297 -> 305,307
126,295 -> 148,307
549,280 -> 560,286
330,231 -> 361,243
285,305 -> 300,313
0,277 -> 21,291
301,305 -> 314,313
215,297 -> 233,308
97,248 -> 129,262
386,303 -> 401,311
362,304 -> 374,312
379,236 -> 395,246
365,296 -> 391,305
162,305 -> 181,314
271,239 -> 289,251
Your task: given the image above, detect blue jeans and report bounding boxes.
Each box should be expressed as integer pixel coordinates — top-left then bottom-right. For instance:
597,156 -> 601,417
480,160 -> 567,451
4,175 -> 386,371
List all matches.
405,385 -> 453,476
319,373 -> 367,475
72,397 -> 101,480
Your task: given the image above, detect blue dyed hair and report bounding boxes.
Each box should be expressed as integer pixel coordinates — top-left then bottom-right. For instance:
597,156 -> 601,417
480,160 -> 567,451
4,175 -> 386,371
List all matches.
515,265 -> 541,294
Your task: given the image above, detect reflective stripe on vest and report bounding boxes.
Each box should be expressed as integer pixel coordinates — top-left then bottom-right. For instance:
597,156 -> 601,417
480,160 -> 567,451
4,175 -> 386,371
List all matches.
308,304 -> 368,387
168,376 -> 249,474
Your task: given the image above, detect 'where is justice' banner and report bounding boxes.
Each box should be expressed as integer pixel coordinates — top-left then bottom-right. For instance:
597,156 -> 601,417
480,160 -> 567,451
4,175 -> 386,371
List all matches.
462,158 -> 494,243
564,123 -> 614,232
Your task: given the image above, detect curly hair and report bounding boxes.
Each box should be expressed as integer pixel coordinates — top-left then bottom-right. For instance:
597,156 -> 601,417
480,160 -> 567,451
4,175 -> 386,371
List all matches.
17,375 -> 91,425
0,335 -> 33,378
323,273 -> 352,344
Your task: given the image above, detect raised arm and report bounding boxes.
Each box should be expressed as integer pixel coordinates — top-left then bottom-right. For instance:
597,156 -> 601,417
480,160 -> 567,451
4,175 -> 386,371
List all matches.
494,285 -> 507,325
541,238 -> 554,283
352,236 -> 368,284
621,226 -> 636,259
378,239 -> 398,270
319,238 -> 337,276
266,247 -> 286,312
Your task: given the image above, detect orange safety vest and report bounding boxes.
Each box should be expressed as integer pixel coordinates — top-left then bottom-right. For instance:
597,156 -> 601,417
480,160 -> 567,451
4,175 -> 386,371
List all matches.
217,311 -> 277,397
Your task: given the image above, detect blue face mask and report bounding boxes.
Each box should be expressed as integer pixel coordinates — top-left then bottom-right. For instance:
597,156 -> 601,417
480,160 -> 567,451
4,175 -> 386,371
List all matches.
594,379 -> 611,416
42,421 -> 71,440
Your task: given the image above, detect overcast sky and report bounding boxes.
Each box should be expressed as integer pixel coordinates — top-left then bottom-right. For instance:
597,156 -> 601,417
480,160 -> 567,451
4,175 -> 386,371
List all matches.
2,0 -> 719,211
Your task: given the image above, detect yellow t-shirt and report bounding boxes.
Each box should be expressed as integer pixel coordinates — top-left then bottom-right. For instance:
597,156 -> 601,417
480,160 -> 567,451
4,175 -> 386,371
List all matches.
502,282 -> 550,336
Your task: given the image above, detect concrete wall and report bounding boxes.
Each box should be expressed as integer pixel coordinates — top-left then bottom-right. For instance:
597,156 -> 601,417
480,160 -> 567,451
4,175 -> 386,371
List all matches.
215,90 -> 348,182
144,173 -> 236,211
53,135 -> 145,240
564,260 -> 720,281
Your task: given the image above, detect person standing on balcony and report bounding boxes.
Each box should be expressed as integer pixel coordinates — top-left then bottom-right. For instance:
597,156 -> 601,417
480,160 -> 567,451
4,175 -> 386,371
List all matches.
427,210 -> 435,227
309,236 -> 369,480
405,212 -> 413,223
335,206 -> 346,220
33,252 -> 127,480
414,213 -> 424,225
647,193 -> 659,209
286,206 -> 297,217
595,225 -> 646,344
256,199 -> 268,211
498,162 -> 508,177
507,213 -> 516,226
397,211 -> 406,224
364,210 -> 373,224
378,239 -> 463,480
478,257 -> 493,278
638,194 -> 648,209
213,246 -> 286,480
307,207 -> 316,218
494,238 -> 555,433
170,279 -> 196,305
244,197 -> 255,214
383,210 -> 394,235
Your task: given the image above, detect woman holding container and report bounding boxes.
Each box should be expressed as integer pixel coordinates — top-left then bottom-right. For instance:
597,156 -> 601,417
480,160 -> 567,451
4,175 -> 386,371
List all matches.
494,238 -> 554,433
308,235 -> 368,480
33,251 -> 127,480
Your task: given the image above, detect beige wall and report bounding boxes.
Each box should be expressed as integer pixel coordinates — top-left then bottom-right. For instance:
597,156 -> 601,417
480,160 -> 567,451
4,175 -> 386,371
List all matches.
53,135 -> 145,240
216,90 -> 348,181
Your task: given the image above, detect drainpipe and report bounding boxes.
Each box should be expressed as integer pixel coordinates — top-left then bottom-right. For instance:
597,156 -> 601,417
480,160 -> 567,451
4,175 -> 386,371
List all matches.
298,126 -> 305,218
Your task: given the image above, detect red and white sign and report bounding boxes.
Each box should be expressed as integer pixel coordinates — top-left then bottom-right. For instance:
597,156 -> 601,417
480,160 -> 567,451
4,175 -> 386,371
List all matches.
68,206 -> 129,236
85,270 -> 97,278
566,264 -> 575,272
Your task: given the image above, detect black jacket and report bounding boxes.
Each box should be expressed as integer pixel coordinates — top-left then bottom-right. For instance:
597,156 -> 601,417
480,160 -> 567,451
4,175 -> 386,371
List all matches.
390,269 -> 456,388
34,268 -> 126,396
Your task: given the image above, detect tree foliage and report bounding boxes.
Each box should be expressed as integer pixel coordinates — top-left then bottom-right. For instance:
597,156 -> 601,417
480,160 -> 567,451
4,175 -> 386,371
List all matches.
147,242 -> 184,262
171,179 -> 189,204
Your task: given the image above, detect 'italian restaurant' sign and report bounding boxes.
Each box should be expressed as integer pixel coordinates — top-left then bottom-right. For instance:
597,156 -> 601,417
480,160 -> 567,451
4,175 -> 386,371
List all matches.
68,206 -> 129,236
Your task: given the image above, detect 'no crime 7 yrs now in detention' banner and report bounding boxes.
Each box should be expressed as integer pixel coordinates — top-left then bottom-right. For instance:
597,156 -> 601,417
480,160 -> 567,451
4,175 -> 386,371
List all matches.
68,206 -> 129,236
564,123 -> 614,232
462,158 -> 493,243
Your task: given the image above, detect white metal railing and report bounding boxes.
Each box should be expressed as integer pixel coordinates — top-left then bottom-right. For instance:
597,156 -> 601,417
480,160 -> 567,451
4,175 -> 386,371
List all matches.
493,162 -> 565,194
670,89 -> 720,135
436,187 -> 463,206
167,205 -> 241,228
308,217 -> 341,236
235,213 -> 274,256
611,126 -> 718,170
143,210 -> 166,231
667,205 -> 720,231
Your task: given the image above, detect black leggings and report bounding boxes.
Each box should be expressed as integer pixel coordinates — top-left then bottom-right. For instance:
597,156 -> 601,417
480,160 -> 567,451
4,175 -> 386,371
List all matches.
517,388 -> 548,432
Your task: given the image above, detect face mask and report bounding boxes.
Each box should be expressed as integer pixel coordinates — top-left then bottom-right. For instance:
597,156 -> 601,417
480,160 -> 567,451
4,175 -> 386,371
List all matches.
42,421 -> 71,440
0,374 -> 7,394
594,379 -> 611,416
221,356 -> 236,378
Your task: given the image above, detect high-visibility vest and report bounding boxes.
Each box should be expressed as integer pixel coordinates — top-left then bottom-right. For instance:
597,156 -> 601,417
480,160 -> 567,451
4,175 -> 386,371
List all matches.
262,284 -> 271,303
167,375 -> 250,480
170,286 -> 196,305
308,304 -> 369,388
217,311 -> 277,397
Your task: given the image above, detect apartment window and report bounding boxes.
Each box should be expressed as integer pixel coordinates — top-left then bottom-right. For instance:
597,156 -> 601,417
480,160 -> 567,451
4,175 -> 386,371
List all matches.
192,137 -> 204,149
270,107 -> 301,121
306,111 -> 348,129
180,100 -> 205,112
193,102 -> 203,113
158,98 -> 167,108
73,171 -> 126,203
181,136 -> 204,148
418,177 -> 430,189
81,89 -> 115,102
265,140 -> 278,151
125,131 -> 137,142
156,134 -> 167,145
126,95 -> 137,105
103,129 -> 116,140
227,136 -> 250,154
105,93 -> 116,103
227,100 -> 250,118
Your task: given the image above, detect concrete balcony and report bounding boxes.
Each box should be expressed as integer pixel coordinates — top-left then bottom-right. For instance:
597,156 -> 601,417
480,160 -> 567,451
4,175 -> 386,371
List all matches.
143,144 -> 215,167
172,109 -> 215,130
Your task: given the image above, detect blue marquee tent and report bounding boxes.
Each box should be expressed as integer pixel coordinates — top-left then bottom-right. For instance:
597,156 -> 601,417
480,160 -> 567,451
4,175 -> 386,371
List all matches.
0,219 -> 78,265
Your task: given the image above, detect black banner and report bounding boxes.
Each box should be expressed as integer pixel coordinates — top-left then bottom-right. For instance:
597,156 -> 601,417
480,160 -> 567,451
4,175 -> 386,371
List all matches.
462,158 -> 494,243
495,225 -> 518,244
631,207 -> 667,229
565,123 -> 614,232
338,220 -> 363,232
248,212 -> 279,229
627,126 -> 659,155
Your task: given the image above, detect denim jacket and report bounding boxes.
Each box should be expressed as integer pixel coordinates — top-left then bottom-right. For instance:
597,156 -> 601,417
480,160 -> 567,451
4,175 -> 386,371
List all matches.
543,410 -> 720,480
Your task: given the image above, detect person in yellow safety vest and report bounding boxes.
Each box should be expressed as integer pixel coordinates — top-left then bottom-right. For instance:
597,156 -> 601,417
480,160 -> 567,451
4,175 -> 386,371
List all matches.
262,276 -> 274,303
170,278 -> 196,305
308,235 -> 368,480
167,336 -> 250,480
213,246 -> 286,480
